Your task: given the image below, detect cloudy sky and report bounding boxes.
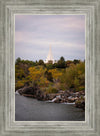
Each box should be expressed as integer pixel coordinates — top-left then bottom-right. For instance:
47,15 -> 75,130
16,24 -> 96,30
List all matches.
15,15 -> 85,62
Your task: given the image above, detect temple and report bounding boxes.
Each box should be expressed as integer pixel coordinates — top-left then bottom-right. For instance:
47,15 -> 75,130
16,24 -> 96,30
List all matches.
45,46 -> 54,64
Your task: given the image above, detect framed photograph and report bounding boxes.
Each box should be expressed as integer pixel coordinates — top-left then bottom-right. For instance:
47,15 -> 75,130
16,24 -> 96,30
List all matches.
15,14 -> 85,121
0,0 -> 100,136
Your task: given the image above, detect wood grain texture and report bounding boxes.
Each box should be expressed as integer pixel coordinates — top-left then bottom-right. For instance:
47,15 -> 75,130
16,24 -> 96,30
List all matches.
0,0 -> 100,136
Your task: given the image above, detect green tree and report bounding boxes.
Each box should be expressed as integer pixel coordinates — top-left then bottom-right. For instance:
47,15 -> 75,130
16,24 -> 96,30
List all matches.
57,56 -> 66,68
73,59 -> 80,64
66,60 -> 73,67
46,63 -> 53,70
45,70 -> 53,82
15,57 -> 21,65
60,62 -> 85,91
38,59 -> 44,65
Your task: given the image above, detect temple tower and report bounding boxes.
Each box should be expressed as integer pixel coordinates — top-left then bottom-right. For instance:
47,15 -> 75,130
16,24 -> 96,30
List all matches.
45,46 -> 54,63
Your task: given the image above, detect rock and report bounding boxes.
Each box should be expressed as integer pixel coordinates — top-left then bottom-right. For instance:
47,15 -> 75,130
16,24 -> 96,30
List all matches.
75,97 -> 85,110
74,97 -> 79,100
22,94 -> 34,97
22,87 -> 35,94
67,96 -> 74,102
54,98 -> 61,103
17,86 -> 56,101
16,87 -> 85,109
18,87 -> 36,95
17,87 -> 45,100
17,88 -> 24,95
58,90 -> 65,94
36,90 -> 45,100
48,94 -> 56,100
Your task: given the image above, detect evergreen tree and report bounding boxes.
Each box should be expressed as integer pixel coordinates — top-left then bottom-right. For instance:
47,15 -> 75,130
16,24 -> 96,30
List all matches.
57,56 -> 66,68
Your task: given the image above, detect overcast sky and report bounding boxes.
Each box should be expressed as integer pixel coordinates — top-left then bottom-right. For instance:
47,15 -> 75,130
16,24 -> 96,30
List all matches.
15,15 -> 85,62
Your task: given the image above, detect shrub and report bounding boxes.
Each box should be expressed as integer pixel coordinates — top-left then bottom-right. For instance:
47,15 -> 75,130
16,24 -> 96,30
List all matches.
60,62 -> 85,91
15,80 -> 24,90
46,86 -> 58,94
78,86 -> 85,91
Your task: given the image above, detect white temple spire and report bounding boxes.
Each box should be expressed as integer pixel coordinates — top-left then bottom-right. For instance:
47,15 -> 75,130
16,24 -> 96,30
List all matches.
45,45 -> 54,63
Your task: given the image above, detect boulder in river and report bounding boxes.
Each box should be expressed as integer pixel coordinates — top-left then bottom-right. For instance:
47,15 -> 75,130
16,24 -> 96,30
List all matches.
75,97 -> 85,110
18,87 -> 35,95
16,87 -> 85,109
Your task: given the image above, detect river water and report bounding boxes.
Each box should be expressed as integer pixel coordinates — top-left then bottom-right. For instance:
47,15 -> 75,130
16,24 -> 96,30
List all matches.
15,94 -> 85,121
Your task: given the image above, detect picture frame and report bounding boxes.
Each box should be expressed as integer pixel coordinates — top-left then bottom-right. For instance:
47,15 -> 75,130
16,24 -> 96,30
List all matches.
0,0 -> 100,136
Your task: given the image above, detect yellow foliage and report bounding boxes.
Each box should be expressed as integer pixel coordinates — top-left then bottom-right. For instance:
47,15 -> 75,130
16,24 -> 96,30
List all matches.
48,69 -> 62,80
38,76 -> 49,87
16,80 -> 24,88
28,66 -> 46,82
61,62 -> 85,91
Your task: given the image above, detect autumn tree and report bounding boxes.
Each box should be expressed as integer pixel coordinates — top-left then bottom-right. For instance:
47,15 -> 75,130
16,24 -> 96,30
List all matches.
66,60 -> 73,67
48,69 -> 62,82
44,70 -> 53,82
37,76 -> 49,87
60,62 -> 85,91
28,66 -> 47,87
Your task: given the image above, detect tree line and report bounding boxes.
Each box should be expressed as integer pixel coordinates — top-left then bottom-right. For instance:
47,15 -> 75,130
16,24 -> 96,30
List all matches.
15,57 -> 85,94
15,57 -> 82,69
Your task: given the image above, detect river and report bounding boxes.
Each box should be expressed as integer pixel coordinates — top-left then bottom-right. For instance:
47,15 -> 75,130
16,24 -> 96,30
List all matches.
15,94 -> 85,121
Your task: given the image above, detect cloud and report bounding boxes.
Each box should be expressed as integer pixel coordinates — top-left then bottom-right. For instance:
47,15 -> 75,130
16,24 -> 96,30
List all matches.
15,15 -> 85,61
15,15 -> 85,32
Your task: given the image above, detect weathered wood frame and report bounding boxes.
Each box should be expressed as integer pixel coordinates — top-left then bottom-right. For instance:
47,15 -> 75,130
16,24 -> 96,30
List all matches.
0,0 -> 100,136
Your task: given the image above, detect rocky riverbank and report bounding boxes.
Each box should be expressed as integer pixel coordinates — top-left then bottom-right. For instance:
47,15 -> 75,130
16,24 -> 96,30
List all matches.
16,86 -> 85,110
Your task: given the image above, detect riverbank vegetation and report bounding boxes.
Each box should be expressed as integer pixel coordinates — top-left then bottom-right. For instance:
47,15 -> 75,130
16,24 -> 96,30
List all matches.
15,57 -> 85,93
15,57 -> 85,109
